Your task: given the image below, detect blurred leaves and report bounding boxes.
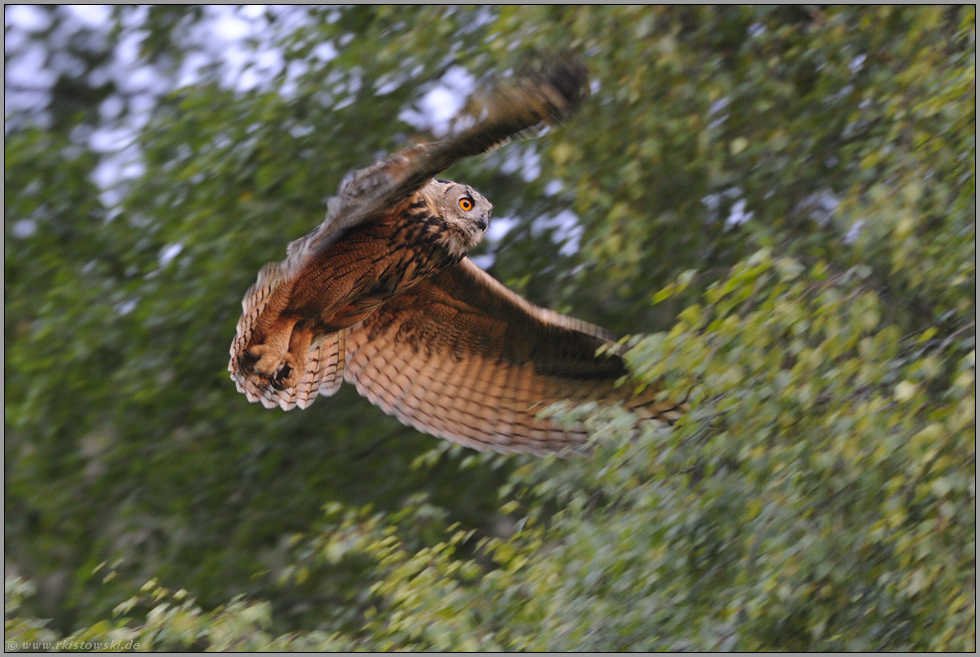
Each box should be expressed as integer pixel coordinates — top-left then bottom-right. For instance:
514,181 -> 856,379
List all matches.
4,5 -> 975,652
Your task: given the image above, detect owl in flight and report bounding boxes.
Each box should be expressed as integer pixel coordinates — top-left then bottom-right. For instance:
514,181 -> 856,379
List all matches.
229,56 -> 682,455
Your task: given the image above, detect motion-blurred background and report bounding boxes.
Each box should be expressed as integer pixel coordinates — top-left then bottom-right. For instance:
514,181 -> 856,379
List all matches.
5,6 -> 975,651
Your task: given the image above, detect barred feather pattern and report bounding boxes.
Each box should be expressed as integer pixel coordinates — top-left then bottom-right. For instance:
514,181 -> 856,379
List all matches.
227,54 -> 688,453
228,260 -> 289,407
338,259 -> 687,455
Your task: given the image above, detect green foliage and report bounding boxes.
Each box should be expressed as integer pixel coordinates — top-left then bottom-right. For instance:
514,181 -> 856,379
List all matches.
5,5 -> 974,652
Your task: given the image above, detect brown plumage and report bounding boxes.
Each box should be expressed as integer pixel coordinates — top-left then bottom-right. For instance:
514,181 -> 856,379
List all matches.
229,56 -> 684,455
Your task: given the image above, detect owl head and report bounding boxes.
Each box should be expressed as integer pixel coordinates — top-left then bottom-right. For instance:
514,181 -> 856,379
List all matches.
423,180 -> 493,257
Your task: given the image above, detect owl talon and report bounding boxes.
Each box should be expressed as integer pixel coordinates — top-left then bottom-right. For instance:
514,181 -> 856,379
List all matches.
249,344 -> 286,377
274,352 -> 305,389
269,365 -> 293,390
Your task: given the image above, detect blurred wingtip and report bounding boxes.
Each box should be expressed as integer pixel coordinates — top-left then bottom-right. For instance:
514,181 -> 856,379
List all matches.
514,49 -> 590,121
461,50 -> 589,146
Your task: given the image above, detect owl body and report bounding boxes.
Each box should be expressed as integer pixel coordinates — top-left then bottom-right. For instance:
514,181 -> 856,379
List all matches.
237,182 -> 492,391
229,56 -> 686,454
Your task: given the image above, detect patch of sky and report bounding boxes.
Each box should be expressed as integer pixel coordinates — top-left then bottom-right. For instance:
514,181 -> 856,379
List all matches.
6,5 -> 322,196
5,40 -> 56,89
708,96 -> 730,130
6,5 -> 583,258
7,4 -> 51,31
844,220 -> 865,244
159,243 -> 184,267
312,41 -> 338,63
726,199 -> 753,227
703,187 -> 755,227
66,5 -> 110,29
469,254 -> 496,270
531,210 -> 583,256
708,97 -> 730,116
12,220 -> 38,239
486,216 -> 519,244
399,66 -> 476,136
799,189 -> 839,227
544,180 -> 564,197
116,298 -> 138,316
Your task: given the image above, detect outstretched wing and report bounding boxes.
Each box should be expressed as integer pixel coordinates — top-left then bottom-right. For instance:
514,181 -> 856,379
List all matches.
341,258 -> 684,455
282,55 -> 589,277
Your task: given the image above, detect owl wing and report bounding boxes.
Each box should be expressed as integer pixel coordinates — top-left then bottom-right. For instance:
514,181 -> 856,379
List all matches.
281,55 -> 588,277
230,56 -> 588,393
341,257 -> 683,455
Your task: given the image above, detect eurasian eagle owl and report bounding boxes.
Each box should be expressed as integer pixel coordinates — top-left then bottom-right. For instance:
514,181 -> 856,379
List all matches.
229,56 -> 682,455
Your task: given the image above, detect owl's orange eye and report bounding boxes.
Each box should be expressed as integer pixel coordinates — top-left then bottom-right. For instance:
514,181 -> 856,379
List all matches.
459,197 -> 474,212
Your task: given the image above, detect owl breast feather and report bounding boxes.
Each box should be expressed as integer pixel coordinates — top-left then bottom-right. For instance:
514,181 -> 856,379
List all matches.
285,201 -> 465,334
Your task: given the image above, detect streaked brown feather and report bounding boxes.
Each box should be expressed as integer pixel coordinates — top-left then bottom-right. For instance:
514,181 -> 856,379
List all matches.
229,56 -> 588,405
228,54 -> 686,455
340,258 -> 681,455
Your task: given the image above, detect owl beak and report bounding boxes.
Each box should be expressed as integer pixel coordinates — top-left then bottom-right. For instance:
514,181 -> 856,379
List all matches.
476,215 -> 489,231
